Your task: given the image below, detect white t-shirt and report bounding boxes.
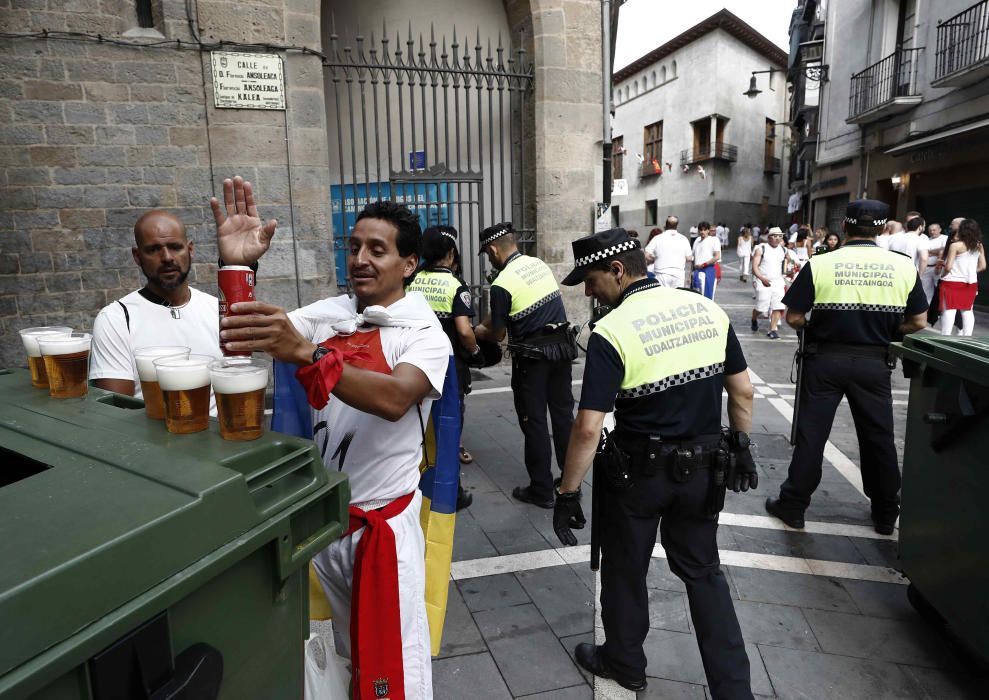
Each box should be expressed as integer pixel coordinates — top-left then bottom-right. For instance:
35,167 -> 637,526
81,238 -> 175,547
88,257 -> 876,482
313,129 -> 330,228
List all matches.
736,238 -> 752,257
645,230 -> 693,275
90,287 -> 222,413
888,231 -> 926,266
288,292 -> 450,505
875,233 -> 892,250
943,246 -> 982,284
694,236 -> 721,266
924,235 -> 947,265
754,243 -> 792,283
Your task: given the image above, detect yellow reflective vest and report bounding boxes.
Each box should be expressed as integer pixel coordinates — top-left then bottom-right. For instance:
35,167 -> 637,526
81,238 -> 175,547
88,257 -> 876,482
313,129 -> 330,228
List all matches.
810,244 -> 918,313
407,269 -> 461,318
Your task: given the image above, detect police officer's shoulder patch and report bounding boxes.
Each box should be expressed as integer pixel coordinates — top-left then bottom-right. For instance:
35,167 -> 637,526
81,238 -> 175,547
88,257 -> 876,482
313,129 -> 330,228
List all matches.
460,290 -> 473,308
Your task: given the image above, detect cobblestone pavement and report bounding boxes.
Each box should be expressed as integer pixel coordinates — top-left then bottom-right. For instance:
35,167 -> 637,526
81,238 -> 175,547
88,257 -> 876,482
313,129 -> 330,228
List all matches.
427,251 -> 989,699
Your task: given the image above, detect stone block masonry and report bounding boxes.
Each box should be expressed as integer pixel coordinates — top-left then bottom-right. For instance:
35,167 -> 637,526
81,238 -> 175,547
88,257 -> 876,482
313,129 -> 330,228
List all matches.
0,0 -> 335,368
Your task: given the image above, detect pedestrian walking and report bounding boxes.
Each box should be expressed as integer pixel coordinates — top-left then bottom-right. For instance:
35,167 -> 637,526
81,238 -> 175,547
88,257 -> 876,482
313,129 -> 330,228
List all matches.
749,227 -> 791,339
692,222 -> 721,299
736,228 -> 752,282
939,218 -> 986,336
474,222 -> 576,509
644,216 -> 693,287
554,227 -> 758,698
765,200 -> 929,536
889,216 -> 928,270
406,225 -> 480,510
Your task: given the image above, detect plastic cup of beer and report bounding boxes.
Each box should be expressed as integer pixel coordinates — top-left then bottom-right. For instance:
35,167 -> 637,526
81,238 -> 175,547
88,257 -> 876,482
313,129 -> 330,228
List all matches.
209,358 -> 268,441
154,354 -> 213,434
37,333 -> 92,399
19,326 -> 73,388
134,346 -> 191,420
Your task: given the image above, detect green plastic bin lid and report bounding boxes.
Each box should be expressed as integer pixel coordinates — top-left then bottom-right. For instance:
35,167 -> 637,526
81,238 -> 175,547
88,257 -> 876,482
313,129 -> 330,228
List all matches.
893,334 -> 989,386
0,369 -> 328,678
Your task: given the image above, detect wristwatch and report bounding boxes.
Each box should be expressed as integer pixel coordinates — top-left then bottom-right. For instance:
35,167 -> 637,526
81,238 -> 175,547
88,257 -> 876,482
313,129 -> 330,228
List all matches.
312,346 -> 331,364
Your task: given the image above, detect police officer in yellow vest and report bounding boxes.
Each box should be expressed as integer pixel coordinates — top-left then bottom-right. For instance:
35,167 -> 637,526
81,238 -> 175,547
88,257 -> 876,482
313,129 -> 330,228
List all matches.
474,222 -> 576,508
553,228 -> 758,697
765,200 -> 928,535
407,225 -> 480,510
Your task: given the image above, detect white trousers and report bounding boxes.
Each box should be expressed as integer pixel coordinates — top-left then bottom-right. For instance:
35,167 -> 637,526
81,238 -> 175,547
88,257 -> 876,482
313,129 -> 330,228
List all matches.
655,270 -> 686,288
739,255 -> 751,276
312,490 -> 433,700
921,267 -> 939,305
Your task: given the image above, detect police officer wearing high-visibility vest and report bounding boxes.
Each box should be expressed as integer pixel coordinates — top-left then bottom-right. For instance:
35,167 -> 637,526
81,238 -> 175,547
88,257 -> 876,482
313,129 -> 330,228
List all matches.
553,228 -> 759,697
407,225 -> 480,510
474,222 -> 576,508
765,200 -> 928,535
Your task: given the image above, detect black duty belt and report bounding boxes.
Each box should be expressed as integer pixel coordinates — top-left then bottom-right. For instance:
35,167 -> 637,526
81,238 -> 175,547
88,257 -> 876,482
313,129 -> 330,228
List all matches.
617,433 -> 725,481
810,342 -> 888,358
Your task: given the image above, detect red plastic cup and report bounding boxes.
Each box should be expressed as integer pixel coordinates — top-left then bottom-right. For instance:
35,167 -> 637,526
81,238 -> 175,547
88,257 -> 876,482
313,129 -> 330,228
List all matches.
218,265 -> 256,357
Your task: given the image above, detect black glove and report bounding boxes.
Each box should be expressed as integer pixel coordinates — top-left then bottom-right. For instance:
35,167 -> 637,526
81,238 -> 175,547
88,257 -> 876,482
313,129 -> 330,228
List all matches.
553,489 -> 586,546
726,431 -> 758,492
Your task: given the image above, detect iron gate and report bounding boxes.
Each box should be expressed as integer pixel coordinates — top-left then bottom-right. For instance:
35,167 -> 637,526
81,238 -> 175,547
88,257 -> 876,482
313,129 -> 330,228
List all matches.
323,20 -> 534,303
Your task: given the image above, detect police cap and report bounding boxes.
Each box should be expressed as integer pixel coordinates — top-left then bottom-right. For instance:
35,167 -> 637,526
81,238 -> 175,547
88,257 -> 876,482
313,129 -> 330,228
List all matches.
478,222 -> 514,253
562,227 -> 640,286
845,199 -> 890,230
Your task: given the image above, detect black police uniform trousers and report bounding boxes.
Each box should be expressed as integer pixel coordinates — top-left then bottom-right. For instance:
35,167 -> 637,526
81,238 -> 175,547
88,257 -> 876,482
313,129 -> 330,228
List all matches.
510,355 -> 575,499
600,470 -> 752,699
780,351 -> 900,522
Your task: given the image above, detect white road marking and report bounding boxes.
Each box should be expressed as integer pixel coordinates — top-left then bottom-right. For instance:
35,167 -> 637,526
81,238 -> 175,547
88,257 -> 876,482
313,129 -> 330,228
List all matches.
451,542 -> 905,585
720,512 -> 895,540
471,379 -> 583,396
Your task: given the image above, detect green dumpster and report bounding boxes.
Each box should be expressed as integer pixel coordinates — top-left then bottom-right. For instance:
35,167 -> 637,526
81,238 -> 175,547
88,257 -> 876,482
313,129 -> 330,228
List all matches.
0,368 -> 349,700
890,335 -> 989,665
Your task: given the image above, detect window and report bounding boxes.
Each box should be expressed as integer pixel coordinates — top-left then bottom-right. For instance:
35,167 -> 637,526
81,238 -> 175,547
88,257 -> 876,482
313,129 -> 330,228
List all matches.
661,65 -> 667,82
644,121 -> 662,173
671,60 -> 677,78
135,0 -> 155,28
765,118 -> 777,171
611,205 -> 620,228
645,199 -> 658,227
612,136 -> 623,182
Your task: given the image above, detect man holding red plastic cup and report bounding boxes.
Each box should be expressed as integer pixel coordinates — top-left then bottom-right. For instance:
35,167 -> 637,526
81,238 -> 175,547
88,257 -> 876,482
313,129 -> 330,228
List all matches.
211,176 -> 449,700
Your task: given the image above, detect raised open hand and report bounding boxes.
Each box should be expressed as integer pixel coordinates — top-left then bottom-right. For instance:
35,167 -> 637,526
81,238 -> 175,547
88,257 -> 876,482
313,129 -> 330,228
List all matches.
209,176 -> 277,265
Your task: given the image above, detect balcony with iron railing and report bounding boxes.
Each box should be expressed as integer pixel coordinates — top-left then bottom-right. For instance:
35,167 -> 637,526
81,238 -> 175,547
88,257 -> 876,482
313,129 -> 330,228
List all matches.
764,156 -> 781,174
934,0 -> 989,87
679,142 -> 738,165
847,47 -> 923,124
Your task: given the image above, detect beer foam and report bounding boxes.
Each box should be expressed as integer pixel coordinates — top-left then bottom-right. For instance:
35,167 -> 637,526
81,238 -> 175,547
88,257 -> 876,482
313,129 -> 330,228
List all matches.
20,329 -> 71,357
156,361 -> 211,391
37,335 -> 91,356
135,348 -> 189,381
210,365 -> 268,395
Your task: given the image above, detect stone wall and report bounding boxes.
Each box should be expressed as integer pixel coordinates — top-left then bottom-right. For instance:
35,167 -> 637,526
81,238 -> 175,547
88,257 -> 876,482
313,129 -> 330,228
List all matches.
0,0 -> 334,368
508,0 -> 603,325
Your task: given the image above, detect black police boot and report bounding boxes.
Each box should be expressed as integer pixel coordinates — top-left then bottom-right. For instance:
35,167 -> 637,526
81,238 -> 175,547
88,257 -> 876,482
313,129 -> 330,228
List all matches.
456,485 -> 473,511
574,643 -> 647,692
512,485 -> 554,509
765,497 -> 805,529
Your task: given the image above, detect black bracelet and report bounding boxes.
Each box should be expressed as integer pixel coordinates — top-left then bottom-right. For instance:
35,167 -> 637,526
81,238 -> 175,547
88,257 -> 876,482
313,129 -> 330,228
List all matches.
312,346 -> 331,364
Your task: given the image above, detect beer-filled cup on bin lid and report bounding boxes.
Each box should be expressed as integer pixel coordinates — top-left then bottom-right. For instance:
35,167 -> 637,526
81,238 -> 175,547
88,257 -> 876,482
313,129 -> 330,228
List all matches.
209,357 -> 269,441
154,354 -> 213,434
37,332 -> 92,399
134,345 -> 191,420
19,326 -> 73,389
218,265 -> 256,357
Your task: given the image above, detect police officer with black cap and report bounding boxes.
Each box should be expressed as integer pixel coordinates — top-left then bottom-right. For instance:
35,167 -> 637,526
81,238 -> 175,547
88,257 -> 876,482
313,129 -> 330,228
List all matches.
553,228 -> 759,698
474,222 -> 576,508
765,199 -> 928,535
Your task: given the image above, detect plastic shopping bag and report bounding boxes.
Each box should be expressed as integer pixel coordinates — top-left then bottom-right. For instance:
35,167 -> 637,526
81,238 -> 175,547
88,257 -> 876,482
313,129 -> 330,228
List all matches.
304,632 -> 350,700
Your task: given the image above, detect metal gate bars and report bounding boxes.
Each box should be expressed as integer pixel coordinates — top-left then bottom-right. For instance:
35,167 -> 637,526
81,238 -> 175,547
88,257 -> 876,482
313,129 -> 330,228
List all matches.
323,19 -> 534,299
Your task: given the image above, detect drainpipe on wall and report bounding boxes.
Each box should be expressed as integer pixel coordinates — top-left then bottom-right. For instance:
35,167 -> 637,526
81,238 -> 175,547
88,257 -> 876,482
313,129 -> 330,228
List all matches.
602,0 -> 612,209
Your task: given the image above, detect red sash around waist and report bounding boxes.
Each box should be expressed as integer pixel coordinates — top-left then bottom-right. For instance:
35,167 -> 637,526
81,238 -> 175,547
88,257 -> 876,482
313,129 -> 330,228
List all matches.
346,491 -> 416,700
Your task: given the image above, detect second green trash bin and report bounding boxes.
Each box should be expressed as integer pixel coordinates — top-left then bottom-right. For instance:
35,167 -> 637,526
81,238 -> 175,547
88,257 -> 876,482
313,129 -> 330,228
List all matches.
891,335 -> 989,667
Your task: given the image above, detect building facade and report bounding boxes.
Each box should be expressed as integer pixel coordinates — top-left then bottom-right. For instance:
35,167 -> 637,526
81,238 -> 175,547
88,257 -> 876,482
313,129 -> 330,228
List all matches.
0,0 -> 603,366
610,10 -> 788,239
790,0 -> 989,234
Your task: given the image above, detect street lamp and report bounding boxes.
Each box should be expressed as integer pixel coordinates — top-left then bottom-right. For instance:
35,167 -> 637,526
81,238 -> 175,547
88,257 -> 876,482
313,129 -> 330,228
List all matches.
744,65 -> 830,98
